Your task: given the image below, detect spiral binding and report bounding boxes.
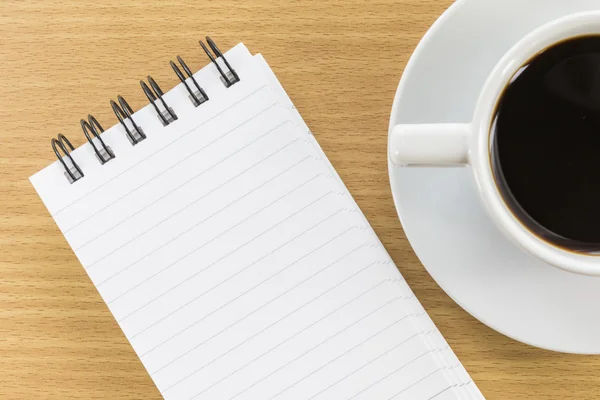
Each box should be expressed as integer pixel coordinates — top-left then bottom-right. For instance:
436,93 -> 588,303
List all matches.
111,95 -> 146,145
51,37 -> 239,184
171,56 -> 209,107
51,134 -> 84,183
200,37 -> 240,87
81,115 -> 115,164
140,76 -> 179,126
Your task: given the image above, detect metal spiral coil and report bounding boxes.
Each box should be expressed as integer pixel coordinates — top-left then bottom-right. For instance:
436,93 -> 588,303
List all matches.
171,56 -> 209,107
51,134 -> 84,183
81,115 -> 115,164
111,95 -> 146,145
199,36 -> 240,88
140,76 -> 178,126
51,37 -> 238,184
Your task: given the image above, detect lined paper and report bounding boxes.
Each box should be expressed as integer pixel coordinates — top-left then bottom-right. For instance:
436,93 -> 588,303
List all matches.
30,43 -> 483,399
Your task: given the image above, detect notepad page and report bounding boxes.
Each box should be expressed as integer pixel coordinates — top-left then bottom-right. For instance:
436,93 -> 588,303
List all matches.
30,43 -> 481,400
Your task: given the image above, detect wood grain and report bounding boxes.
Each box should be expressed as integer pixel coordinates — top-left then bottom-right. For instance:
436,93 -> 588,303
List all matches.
1,0 -> 599,398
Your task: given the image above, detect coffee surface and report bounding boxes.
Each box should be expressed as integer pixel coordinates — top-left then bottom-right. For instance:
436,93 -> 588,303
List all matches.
493,35 -> 600,244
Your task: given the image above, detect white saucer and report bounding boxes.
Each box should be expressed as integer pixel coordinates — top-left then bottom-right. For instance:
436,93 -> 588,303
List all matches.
388,0 -> 600,354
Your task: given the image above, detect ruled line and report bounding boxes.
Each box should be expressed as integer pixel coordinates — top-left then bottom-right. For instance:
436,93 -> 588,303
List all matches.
149,247 -> 377,374
129,201 -> 343,341
88,137 -> 305,271
135,212 -> 354,359
54,85 -> 269,216
174,280 -> 391,398
221,297 -> 405,400
124,219 -> 360,337
346,352 -> 433,400
65,101 -> 280,237
429,386 -> 452,399
111,172 -> 324,312
134,231 -> 364,353
105,165 -> 321,308
268,317 -> 418,400
74,119 -> 291,251
305,327 -> 422,400
387,369 -> 443,400
96,155 -> 315,287
151,259 -> 380,383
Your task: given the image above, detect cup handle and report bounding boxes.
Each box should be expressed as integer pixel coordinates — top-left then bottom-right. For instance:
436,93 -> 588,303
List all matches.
389,123 -> 473,166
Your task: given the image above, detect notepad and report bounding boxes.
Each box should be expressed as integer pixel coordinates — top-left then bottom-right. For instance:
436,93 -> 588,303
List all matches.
30,41 -> 484,400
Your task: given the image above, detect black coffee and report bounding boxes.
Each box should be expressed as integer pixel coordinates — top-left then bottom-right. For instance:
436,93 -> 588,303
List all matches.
492,35 -> 600,248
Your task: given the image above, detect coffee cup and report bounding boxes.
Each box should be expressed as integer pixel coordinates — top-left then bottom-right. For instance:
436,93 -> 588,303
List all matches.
389,11 -> 600,276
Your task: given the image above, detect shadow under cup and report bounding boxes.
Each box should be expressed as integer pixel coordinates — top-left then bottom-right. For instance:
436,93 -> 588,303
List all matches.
489,35 -> 600,254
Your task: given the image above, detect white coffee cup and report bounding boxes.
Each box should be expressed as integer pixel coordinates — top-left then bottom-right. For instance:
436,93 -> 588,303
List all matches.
389,11 -> 600,276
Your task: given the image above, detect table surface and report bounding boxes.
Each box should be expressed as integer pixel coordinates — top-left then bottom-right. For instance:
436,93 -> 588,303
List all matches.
2,1 -> 599,399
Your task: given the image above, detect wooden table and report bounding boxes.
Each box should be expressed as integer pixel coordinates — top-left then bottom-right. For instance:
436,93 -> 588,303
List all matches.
1,1 -> 598,398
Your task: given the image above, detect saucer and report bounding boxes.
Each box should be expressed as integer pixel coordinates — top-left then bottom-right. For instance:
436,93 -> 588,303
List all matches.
388,0 -> 600,354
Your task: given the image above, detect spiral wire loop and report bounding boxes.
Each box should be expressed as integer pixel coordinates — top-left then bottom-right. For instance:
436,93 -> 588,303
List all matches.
111,95 -> 146,145
199,36 -> 240,87
51,37 -> 236,183
51,134 -> 84,183
170,56 -> 209,107
81,115 -> 115,164
140,76 -> 178,126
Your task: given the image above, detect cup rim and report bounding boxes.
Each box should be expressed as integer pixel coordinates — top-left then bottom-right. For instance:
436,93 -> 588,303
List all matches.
471,10 -> 600,276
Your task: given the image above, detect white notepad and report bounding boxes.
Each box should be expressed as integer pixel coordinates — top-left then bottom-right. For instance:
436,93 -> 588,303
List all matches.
30,41 -> 484,400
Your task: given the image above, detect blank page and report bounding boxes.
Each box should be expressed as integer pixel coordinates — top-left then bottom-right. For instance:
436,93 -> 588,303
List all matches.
30,43 -> 481,400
